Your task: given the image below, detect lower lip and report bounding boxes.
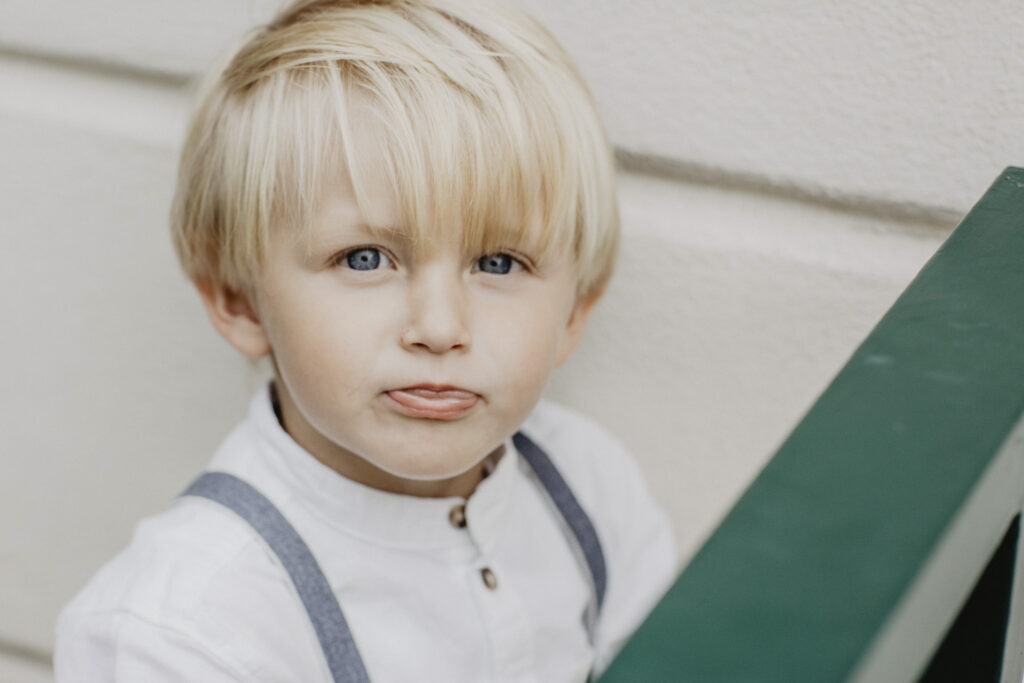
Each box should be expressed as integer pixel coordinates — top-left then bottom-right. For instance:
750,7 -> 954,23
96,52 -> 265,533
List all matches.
385,388 -> 480,420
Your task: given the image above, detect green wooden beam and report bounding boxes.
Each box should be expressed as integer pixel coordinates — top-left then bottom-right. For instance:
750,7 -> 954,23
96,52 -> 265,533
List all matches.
599,168 -> 1024,682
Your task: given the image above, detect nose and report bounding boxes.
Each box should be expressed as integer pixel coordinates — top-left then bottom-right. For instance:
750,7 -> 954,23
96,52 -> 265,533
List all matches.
400,266 -> 471,354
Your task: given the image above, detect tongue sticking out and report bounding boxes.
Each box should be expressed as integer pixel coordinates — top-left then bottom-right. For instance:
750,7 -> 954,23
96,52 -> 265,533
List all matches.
386,388 -> 479,419
401,388 -> 475,400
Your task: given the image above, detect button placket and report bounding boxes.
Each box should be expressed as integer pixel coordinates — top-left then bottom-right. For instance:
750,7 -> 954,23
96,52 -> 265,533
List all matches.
480,566 -> 498,590
448,503 -> 467,529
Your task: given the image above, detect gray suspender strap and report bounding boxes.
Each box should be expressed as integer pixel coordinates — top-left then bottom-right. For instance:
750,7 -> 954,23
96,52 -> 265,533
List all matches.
182,472 -> 371,683
181,433 -> 607,680
513,431 -> 608,638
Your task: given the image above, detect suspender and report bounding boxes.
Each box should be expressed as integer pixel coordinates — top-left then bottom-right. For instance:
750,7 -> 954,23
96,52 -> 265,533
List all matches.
182,472 -> 372,683
512,432 -> 607,614
182,430 -> 606,683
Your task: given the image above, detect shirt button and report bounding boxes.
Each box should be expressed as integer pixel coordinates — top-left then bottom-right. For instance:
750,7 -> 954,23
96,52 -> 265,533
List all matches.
448,503 -> 467,529
480,567 -> 498,590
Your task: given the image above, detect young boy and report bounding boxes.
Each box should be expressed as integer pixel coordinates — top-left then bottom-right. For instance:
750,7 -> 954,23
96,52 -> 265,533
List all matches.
55,0 -> 676,680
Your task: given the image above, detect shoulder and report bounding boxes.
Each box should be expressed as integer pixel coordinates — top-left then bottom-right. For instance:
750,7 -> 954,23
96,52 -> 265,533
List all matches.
519,397 -> 644,506
518,398 -> 669,549
56,494 -> 320,680
520,398 -> 678,670
60,497 -> 259,623
59,391 -> 294,630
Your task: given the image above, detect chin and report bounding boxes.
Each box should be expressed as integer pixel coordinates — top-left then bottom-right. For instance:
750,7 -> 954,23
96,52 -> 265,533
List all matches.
383,458 -> 477,482
369,446 -> 481,482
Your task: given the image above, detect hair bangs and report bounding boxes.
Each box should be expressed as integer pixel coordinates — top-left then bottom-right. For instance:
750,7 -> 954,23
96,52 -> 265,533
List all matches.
172,0 -> 619,302
336,67 -> 569,267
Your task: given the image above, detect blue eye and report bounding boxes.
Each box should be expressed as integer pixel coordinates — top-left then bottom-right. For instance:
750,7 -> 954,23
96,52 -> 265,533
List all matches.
343,248 -> 392,271
476,253 -> 522,274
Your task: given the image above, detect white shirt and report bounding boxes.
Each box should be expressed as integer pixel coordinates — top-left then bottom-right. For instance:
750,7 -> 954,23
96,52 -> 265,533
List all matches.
55,387 -> 676,682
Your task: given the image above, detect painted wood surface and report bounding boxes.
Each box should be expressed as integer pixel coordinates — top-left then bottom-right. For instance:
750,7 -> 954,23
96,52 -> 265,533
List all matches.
599,168 -> 1024,682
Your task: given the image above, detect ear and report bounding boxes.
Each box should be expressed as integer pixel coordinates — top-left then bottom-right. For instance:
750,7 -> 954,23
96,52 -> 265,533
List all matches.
555,292 -> 602,366
196,281 -> 271,359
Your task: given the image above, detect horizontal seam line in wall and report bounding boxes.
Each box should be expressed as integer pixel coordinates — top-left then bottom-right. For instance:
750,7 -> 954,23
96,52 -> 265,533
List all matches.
0,43 -> 190,88
0,638 -> 52,667
616,149 -> 963,234
0,43 -> 962,236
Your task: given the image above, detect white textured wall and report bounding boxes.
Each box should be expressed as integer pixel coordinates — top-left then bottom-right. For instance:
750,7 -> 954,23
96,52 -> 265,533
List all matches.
0,56 -> 250,664
5,0 -> 1022,214
3,0 -> 1014,674
517,0 -> 1024,215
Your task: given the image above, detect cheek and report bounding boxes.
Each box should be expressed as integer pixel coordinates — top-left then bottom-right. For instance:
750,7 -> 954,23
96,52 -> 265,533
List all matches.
486,301 -> 567,387
267,290 -> 395,395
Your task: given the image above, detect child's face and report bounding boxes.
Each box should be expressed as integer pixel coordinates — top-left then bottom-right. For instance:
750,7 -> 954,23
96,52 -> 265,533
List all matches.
221,167 -> 595,495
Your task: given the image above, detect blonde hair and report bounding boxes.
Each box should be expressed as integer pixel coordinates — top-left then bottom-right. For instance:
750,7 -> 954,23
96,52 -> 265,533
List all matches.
171,0 -> 619,302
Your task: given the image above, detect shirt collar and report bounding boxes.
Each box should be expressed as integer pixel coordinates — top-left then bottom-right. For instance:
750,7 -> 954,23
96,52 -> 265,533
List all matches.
242,384 -> 518,553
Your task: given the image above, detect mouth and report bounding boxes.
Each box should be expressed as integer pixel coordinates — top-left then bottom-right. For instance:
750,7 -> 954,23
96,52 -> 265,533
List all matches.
385,384 -> 480,421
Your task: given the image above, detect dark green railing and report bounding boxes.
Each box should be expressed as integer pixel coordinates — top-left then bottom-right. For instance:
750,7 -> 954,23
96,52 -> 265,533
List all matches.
599,168 -> 1024,682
